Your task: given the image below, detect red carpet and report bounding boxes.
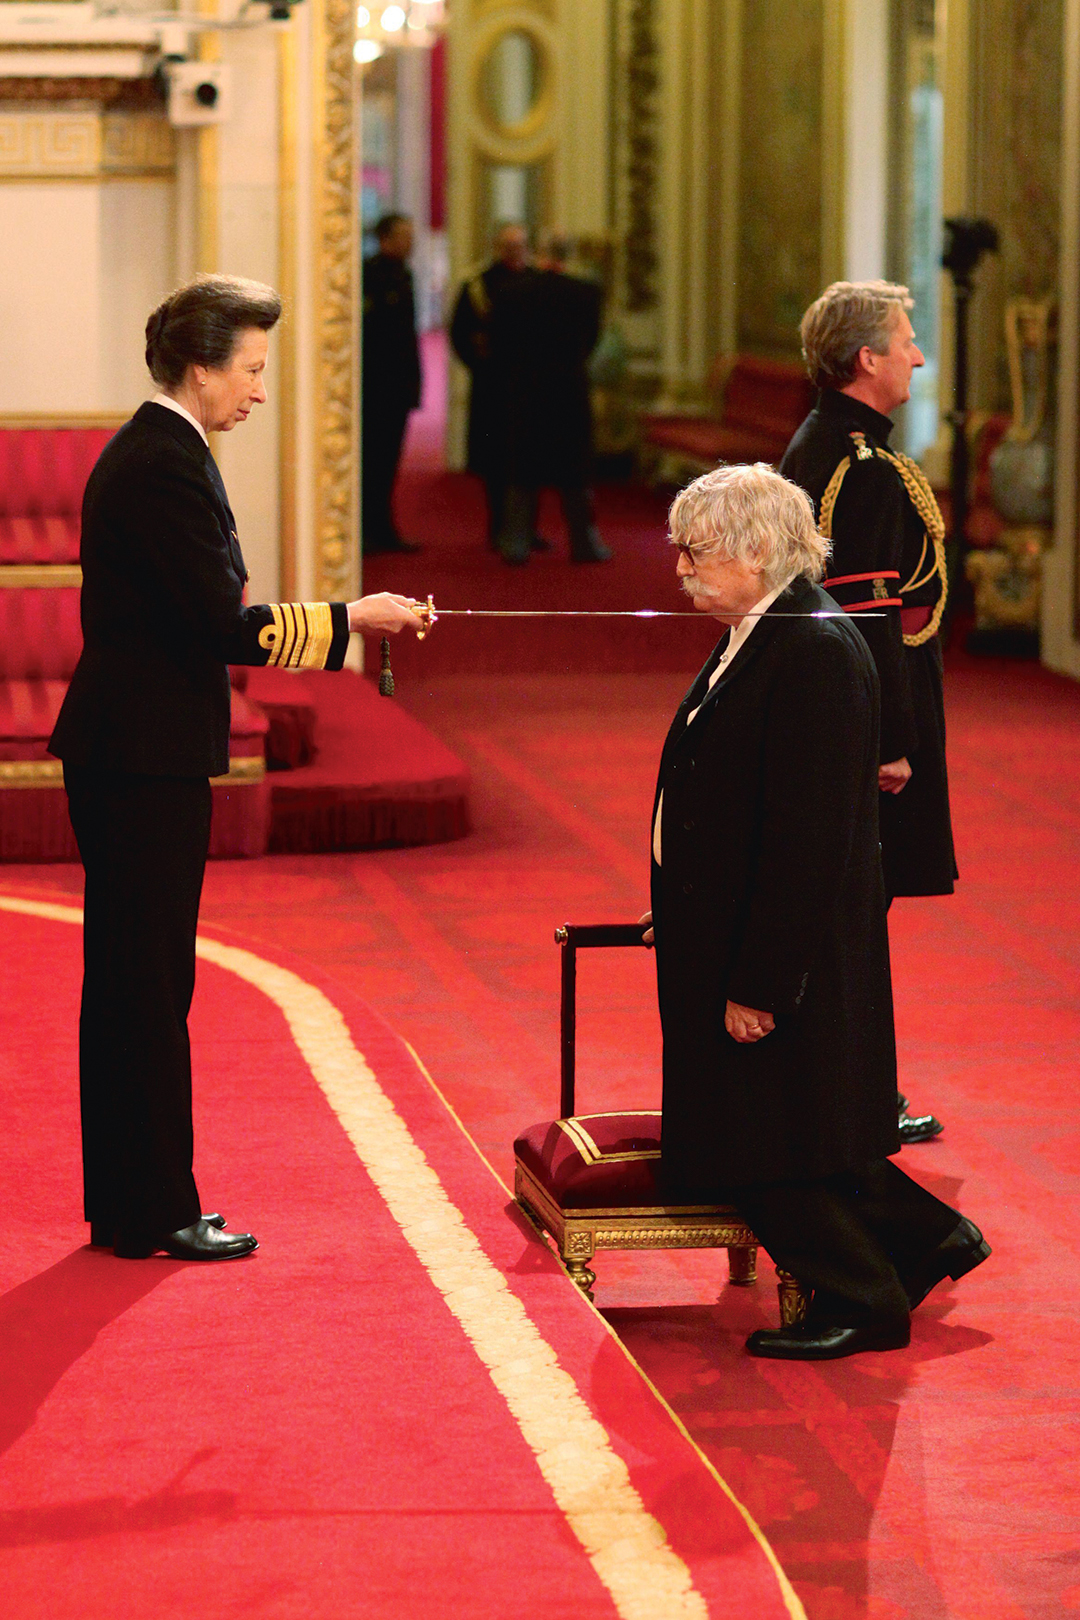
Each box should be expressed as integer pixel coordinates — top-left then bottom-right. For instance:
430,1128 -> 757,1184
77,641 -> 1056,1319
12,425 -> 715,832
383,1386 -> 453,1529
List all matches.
0,897 -> 801,1619
3,349 -> 1079,1615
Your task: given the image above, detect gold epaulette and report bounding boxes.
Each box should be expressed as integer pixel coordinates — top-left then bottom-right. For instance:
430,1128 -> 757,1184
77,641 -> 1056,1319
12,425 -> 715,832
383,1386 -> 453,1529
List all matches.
466,274 -> 492,319
258,602 -> 335,669
818,432 -> 948,647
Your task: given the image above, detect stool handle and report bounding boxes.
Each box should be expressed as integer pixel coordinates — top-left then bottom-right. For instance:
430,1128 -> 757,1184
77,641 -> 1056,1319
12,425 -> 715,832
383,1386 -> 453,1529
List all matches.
555,922 -> 648,1118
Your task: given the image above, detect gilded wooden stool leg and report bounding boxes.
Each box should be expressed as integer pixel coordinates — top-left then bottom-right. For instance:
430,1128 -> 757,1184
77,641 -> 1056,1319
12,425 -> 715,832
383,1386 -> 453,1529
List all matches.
564,1258 -> 597,1300
776,1269 -> 809,1326
727,1244 -> 758,1285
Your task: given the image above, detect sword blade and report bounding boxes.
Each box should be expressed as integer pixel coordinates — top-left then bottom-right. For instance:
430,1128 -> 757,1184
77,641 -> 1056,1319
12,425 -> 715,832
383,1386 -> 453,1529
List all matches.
426,609 -> 884,619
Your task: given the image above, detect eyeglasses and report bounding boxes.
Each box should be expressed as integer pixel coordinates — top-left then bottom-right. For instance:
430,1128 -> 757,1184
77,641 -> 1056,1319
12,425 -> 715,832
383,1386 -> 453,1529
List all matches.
670,538 -> 710,564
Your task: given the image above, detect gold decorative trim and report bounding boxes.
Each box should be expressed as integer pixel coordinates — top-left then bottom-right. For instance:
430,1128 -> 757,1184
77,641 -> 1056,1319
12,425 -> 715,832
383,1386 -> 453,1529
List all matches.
556,1116 -> 661,1165
209,755 -> 266,786
312,0 -> 358,600
0,108 -> 173,178
0,413 -> 125,429
0,755 -> 264,789
0,564 -> 82,588
0,759 -> 63,787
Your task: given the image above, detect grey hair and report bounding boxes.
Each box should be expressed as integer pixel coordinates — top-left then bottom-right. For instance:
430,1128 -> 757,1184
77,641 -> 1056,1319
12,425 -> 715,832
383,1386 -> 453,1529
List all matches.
800,279 -> 914,389
668,463 -> 831,589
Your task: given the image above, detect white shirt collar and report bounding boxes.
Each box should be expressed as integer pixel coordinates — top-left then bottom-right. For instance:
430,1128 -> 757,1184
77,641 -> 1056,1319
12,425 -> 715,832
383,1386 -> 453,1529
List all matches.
151,392 -> 209,447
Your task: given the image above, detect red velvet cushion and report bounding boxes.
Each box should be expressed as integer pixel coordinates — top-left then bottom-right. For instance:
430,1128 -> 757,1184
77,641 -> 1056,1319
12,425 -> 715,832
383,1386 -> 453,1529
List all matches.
0,588 -> 83,678
0,428 -> 114,518
227,691 -> 269,755
0,515 -> 81,564
243,665 -> 318,770
515,1112 -> 667,1209
0,681 -> 268,762
0,679 -> 67,760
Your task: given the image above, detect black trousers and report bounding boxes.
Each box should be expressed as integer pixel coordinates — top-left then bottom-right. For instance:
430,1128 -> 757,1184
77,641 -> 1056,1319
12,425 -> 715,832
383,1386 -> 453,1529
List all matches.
64,766 -> 211,1244
496,483 -> 601,559
361,401 -> 411,549
736,1158 -> 960,1327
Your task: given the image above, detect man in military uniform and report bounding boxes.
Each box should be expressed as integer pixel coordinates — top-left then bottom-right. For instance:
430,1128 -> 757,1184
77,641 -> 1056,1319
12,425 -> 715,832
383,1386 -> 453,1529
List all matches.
781,280 -> 955,1146
450,222 -> 544,550
362,212 -> 422,555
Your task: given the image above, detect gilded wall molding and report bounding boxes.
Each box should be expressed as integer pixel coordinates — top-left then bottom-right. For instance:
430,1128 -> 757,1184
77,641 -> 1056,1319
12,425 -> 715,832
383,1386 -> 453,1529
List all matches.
312,0 -> 358,599
623,0 -> 659,312
0,106 -> 173,177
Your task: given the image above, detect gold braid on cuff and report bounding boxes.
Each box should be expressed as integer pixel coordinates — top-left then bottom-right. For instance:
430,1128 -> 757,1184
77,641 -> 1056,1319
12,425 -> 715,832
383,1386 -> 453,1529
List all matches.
258,602 -> 335,669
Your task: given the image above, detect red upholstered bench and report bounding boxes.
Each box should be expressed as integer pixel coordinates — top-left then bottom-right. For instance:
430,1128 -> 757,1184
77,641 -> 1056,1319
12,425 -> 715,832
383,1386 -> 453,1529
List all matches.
0,421 -> 270,861
513,923 -> 809,1326
640,355 -> 815,476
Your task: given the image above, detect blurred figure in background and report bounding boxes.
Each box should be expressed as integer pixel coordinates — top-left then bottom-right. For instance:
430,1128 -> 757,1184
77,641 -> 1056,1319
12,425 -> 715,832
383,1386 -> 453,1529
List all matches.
362,212 -> 422,555
487,238 -> 611,566
450,221 -> 542,551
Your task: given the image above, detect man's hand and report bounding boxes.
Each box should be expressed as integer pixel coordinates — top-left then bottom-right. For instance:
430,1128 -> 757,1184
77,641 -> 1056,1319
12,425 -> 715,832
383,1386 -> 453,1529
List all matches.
878,756 -> 912,794
347,593 -> 422,636
638,909 -> 654,947
725,1001 -> 775,1043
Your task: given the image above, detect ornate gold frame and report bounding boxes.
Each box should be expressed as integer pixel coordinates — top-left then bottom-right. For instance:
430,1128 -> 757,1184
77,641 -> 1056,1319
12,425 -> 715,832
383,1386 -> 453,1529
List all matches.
311,0 -> 359,602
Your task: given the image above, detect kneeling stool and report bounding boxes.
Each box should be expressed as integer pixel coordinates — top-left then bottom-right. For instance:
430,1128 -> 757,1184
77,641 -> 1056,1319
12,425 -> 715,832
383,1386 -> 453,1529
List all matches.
513,923 -> 808,1325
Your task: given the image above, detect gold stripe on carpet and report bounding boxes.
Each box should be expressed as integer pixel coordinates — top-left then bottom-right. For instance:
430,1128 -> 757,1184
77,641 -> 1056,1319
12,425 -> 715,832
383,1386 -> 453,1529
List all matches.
0,894 -> 805,1620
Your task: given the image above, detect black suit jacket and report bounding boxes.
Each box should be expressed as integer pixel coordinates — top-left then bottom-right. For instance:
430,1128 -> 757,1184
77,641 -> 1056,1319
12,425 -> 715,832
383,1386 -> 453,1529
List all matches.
652,577 -> 899,1192
49,403 -> 349,778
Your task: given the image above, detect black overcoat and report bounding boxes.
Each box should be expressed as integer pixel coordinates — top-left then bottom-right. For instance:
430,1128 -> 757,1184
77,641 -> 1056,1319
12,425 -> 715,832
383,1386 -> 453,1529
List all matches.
49,402 -> 348,778
653,577 -> 900,1195
449,262 -> 540,477
781,390 -> 957,896
362,252 -> 421,412
487,268 -> 601,486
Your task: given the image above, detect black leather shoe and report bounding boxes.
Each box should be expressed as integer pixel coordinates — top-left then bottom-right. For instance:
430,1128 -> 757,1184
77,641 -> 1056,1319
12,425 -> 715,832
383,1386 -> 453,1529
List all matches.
904,1216 -> 990,1309
899,1109 -> 944,1144
115,1218 -> 257,1261
746,1320 -> 911,1359
90,1212 -> 226,1248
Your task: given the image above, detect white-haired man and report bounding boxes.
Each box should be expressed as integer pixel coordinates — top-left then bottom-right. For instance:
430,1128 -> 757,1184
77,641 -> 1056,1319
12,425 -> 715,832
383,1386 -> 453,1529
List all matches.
641,465 -> 987,1359
781,280 -> 955,1145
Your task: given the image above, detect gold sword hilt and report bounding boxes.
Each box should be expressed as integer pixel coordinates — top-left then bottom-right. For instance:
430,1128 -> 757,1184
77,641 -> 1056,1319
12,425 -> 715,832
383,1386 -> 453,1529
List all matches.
413,594 -> 437,640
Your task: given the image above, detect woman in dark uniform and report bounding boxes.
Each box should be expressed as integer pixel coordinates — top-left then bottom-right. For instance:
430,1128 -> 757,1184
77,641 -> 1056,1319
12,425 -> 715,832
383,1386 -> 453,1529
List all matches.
49,275 -> 421,1261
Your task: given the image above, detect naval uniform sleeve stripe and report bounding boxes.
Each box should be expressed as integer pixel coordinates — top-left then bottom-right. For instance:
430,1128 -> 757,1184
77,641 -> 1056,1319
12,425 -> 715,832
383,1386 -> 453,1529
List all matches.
279,601 -> 300,668
297,602 -> 334,668
291,602 -> 311,668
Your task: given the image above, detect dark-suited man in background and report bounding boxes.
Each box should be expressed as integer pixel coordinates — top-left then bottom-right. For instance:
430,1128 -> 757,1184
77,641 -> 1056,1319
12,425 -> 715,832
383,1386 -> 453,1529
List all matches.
781,281 -> 955,1144
486,239 -> 611,566
362,212 -> 422,555
641,464 -> 987,1359
50,275 -> 422,1261
450,221 -> 539,549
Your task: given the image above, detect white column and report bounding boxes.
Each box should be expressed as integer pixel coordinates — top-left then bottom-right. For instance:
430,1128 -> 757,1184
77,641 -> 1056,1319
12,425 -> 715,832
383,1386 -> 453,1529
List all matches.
843,0 -> 887,281
212,25 -> 282,605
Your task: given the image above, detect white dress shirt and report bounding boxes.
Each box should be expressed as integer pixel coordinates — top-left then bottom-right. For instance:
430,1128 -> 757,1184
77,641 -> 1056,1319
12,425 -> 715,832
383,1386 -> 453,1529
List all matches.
653,581 -> 789,866
152,392 -> 209,448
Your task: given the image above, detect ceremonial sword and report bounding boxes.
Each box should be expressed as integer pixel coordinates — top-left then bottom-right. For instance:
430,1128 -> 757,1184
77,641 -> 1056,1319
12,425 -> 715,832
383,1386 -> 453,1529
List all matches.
377,595 -> 885,694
